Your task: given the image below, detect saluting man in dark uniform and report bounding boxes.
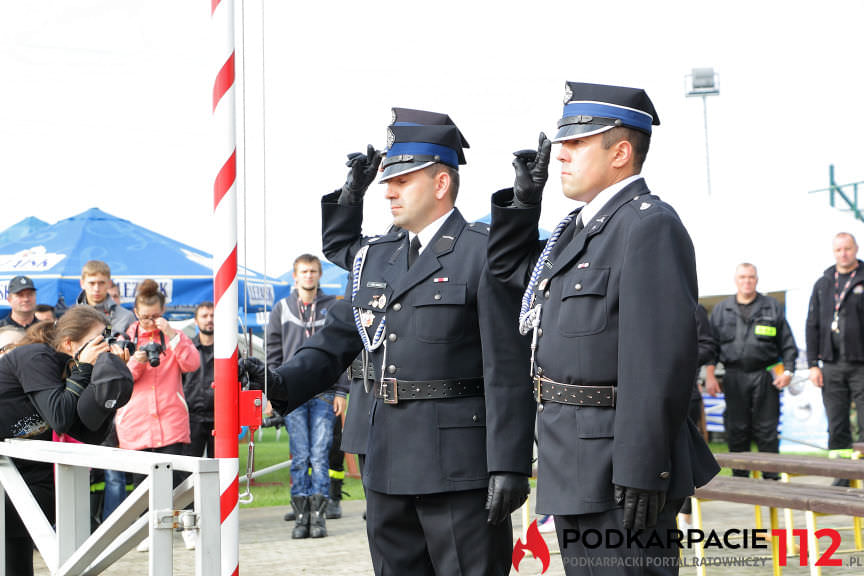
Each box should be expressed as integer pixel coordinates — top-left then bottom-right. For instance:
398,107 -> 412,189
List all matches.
486,82 -> 719,575
704,263 -> 797,479
243,114 -> 534,575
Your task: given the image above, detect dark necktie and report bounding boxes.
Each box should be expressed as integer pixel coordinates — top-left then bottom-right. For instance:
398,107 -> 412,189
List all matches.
408,235 -> 421,269
551,214 -> 584,259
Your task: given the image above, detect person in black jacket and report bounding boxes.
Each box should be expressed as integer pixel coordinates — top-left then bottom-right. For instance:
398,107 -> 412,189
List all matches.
486,82 -> 719,576
243,116 -> 534,576
806,233 -> 864,467
183,302 -> 215,458
705,263 -> 797,479
0,307 -> 132,576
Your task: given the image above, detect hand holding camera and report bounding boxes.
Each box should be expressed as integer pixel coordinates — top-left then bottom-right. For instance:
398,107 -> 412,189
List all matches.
76,335 -> 110,365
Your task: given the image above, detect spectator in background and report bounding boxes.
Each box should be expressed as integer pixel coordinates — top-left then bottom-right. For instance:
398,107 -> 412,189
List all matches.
76,260 -> 135,336
706,263 -> 797,479
107,280 -> 125,308
266,254 -> 348,539
0,326 -> 25,354
807,232 -> 864,485
77,262 -> 135,522
34,304 -> 56,323
183,301 -> 215,458
1,275 -> 38,330
115,279 -> 199,550
0,308 -> 133,576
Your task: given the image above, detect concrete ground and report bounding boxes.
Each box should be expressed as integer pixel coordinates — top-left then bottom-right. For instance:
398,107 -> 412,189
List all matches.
34,485 -> 864,575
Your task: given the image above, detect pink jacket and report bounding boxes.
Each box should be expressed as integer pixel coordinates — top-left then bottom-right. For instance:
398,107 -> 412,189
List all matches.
115,323 -> 200,450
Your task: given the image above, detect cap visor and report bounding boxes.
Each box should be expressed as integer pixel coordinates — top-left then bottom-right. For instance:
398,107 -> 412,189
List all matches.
552,124 -> 613,143
379,161 -> 435,183
76,384 -> 111,431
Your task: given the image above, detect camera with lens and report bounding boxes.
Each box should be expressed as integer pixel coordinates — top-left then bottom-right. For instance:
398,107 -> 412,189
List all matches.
104,329 -> 136,355
140,341 -> 164,367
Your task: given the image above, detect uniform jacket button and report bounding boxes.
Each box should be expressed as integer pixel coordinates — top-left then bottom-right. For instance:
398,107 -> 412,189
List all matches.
472,414 -> 478,422
392,302 -> 402,311
387,365 -> 396,374
574,283 -> 582,291
388,333 -> 397,342
659,471 -> 670,479
537,404 -> 544,413
434,293 -> 442,300
544,291 -> 551,299
537,328 -> 543,337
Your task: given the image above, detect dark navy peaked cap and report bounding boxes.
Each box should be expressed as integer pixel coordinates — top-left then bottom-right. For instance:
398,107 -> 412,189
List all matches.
390,107 -> 470,160
554,82 -> 660,143
380,121 -> 467,183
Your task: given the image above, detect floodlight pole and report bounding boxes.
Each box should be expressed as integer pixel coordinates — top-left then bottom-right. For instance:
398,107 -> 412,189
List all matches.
686,68 -> 719,197
701,94 -> 712,197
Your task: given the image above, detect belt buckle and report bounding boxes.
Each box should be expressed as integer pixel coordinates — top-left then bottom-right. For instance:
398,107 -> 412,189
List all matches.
380,378 -> 399,404
533,376 -> 542,404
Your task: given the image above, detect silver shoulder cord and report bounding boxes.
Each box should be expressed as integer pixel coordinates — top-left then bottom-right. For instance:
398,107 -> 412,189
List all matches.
352,245 -> 387,393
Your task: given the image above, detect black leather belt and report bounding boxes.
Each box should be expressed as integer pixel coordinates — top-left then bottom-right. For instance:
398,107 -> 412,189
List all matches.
347,359 -> 376,381
376,377 -> 484,405
534,376 -> 616,407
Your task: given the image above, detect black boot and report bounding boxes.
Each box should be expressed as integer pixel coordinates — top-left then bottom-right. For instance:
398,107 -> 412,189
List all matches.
283,509 -> 295,521
326,479 -> 343,519
309,494 -> 328,538
291,496 -> 310,539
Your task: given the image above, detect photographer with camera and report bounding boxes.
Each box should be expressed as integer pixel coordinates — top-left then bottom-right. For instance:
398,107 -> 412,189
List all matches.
0,307 -> 133,576
115,280 -> 199,499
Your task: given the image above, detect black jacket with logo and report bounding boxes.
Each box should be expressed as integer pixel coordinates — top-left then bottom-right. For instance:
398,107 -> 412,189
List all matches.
709,293 -> 797,372
806,261 -> 864,366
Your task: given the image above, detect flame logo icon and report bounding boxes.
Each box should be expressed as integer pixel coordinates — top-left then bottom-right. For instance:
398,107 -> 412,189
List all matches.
512,519 -> 551,573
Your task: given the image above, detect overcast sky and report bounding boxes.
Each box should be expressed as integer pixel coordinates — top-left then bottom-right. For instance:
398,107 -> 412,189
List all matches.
3,0 -> 864,291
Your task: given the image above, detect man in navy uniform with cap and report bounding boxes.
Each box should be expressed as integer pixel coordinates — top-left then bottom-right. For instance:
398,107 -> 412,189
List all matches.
318,108 -> 476,487
243,112 -> 534,575
487,82 -> 719,575
1,276 -> 39,330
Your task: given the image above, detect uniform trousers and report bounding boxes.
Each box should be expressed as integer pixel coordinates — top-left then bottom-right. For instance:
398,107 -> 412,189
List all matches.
553,498 -> 684,576
821,360 -> 864,450
722,368 -> 779,478
365,486 -> 512,576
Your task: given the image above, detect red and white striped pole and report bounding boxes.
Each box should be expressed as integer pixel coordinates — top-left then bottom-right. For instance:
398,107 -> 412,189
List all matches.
211,0 -> 239,574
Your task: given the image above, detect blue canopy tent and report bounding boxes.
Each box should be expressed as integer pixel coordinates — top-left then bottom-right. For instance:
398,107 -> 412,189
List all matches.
0,216 -> 49,245
0,208 -> 290,330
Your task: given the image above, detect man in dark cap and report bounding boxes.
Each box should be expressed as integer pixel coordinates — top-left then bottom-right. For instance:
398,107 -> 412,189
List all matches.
243,111 -> 534,575
486,82 -> 719,575
1,276 -> 38,329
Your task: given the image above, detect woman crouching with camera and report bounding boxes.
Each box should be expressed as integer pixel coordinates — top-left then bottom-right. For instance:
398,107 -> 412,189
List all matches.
115,279 -> 200,479
0,307 -> 133,576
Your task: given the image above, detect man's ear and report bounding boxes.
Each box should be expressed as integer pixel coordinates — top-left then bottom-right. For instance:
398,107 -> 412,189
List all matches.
610,138 -> 633,170
434,169 -> 451,201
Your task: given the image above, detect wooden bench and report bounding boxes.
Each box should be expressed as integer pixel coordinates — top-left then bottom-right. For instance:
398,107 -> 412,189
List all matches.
691,454 -> 864,576
693,476 -> 864,576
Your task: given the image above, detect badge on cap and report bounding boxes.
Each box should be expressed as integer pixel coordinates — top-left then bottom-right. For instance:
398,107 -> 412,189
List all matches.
387,128 -> 395,149
563,83 -> 573,104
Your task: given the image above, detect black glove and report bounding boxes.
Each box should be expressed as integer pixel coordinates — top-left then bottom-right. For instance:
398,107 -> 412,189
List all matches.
486,472 -> 530,525
238,357 -> 282,391
339,144 -> 382,205
512,132 -> 552,208
614,484 -> 666,530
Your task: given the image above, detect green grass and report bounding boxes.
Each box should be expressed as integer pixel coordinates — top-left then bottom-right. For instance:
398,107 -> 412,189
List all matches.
237,427 -> 364,509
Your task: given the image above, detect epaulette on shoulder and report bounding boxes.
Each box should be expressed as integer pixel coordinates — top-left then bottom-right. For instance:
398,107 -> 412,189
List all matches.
627,194 -> 666,218
467,221 -> 490,235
